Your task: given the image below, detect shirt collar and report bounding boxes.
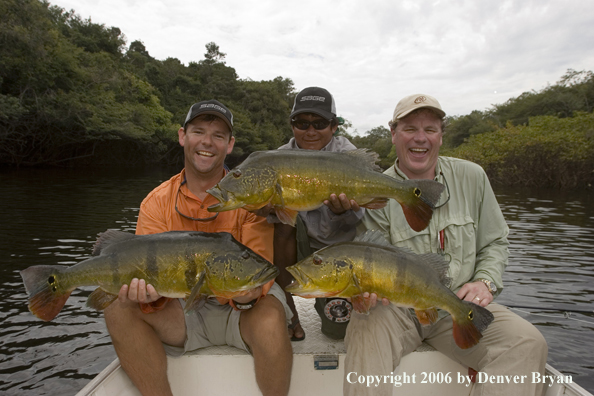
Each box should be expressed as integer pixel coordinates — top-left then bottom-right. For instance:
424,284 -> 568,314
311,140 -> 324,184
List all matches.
393,157 -> 442,181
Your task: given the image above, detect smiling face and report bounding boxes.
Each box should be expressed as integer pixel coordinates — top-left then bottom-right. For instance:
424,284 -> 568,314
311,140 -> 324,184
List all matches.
179,116 -> 235,177
292,113 -> 337,151
391,109 -> 443,180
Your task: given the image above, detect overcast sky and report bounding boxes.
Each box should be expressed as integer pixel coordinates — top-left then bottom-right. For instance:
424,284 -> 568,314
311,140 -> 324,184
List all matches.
50,0 -> 594,134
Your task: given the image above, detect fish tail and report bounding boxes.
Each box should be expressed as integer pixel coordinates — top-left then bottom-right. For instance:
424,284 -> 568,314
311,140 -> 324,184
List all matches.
20,265 -> 72,321
451,301 -> 495,349
397,180 -> 445,232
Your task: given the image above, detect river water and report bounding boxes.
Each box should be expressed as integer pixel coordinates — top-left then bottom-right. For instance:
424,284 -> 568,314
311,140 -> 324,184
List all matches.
0,167 -> 593,395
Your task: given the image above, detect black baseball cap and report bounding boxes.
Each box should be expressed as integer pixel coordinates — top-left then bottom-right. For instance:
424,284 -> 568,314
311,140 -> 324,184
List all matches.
290,87 -> 337,121
184,99 -> 234,132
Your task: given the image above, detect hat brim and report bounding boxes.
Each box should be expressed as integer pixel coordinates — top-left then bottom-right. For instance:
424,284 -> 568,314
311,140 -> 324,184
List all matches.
290,108 -> 335,121
186,110 -> 233,132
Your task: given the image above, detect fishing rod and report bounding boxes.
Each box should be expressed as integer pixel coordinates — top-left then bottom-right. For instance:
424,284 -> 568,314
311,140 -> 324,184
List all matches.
504,304 -> 593,315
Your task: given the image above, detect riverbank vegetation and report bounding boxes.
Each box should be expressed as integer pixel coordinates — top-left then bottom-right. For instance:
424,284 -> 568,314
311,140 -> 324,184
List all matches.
1,0 -> 592,187
0,0 -> 294,168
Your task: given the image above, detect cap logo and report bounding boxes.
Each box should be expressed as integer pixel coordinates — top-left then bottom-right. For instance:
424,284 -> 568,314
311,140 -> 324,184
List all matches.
414,96 -> 427,104
300,95 -> 326,103
199,103 -> 227,114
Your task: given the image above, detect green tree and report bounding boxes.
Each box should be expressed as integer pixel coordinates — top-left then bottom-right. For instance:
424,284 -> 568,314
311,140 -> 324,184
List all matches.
0,0 -> 175,166
444,112 -> 594,188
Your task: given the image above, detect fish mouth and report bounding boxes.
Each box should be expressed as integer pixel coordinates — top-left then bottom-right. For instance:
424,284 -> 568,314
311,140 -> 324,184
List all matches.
285,265 -> 335,298
252,265 -> 280,286
206,185 -> 227,202
206,188 -> 244,212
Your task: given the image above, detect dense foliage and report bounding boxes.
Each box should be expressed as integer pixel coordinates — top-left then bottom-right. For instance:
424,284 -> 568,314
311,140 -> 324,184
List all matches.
442,112 -> 594,188
0,0 -> 294,167
443,69 -> 594,148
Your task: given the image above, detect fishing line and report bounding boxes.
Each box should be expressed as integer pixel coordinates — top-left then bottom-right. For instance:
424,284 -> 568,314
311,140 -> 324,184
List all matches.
504,304 -> 593,315
507,307 -> 594,326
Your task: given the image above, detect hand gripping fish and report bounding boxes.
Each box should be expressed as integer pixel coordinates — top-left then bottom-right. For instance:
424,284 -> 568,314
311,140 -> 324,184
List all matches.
285,230 -> 494,349
20,230 -> 279,321
207,149 -> 445,232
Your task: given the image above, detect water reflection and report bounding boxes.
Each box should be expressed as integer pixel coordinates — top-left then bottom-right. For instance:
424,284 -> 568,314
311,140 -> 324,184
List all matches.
0,170 -> 592,395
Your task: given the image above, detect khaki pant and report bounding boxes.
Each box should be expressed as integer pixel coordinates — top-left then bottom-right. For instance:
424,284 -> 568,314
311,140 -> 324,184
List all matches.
344,303 -> 547,396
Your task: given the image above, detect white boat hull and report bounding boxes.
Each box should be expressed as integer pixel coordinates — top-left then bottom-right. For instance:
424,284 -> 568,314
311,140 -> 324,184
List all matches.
77,298 -> 591,396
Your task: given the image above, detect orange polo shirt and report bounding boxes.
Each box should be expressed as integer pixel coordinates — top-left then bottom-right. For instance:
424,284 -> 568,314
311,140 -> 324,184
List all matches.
136,169 -> 274,311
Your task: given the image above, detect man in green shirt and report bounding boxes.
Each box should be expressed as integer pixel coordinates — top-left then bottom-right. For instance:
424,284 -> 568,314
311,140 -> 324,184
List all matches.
343,94 -> 548,396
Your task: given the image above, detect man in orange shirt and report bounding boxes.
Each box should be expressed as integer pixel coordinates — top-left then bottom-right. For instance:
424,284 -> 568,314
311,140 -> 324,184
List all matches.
104,100 -> 293,396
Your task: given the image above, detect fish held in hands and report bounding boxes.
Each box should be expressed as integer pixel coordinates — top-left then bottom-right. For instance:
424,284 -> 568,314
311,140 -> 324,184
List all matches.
207,149 -> 445,232
20,230 -> 279,321
285,230 -> 494,349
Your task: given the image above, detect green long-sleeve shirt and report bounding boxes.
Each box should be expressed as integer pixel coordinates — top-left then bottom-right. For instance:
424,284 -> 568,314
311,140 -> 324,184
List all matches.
360,156 -> 509,302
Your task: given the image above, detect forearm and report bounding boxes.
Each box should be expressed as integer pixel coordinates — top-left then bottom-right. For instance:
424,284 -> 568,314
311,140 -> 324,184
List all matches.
273,223 -> 297,289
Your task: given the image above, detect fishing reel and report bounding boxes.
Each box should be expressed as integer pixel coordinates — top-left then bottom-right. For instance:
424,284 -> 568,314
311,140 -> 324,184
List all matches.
322,298 -> 352,323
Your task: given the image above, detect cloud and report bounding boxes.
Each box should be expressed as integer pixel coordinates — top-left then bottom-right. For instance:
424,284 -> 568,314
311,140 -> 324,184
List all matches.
51,0 -> 594,133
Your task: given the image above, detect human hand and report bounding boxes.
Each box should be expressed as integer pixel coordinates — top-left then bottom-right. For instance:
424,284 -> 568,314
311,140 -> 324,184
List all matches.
456,281 -> 493,307
347,292 -> 390,314
324,193 -> 361,215
117,278 -> 161,304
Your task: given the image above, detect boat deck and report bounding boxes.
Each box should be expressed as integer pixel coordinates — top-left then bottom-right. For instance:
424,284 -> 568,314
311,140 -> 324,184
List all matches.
77,297 -> 591,396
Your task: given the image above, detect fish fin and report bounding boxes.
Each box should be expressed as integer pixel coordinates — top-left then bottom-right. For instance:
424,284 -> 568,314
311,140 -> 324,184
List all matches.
275,182 -> 286,207
452,301 -> 494,349
360,197 -> 388,210
86,288 -> 118,310
350,294 -> 372,315
20,265 -> 72,321
184,272 -> 208,315
415,308 -> 439,325
419,253 -> 452,287
93,230 -> 136,256
275,207 -> 298,226
344,149 -> 382,172
354,230 -> 392,247
397,180 -> 445,232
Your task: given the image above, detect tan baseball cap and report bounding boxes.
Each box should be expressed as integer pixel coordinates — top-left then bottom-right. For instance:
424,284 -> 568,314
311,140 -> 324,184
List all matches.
391,94 -> 446,123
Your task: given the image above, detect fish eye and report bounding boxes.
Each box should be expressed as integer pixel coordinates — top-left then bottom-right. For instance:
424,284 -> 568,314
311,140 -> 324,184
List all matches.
414,188 -> 421,197
468,310 -> 474,320
313,255 -> 322,265
241,251 -> 250,259
232,170 -> 242,178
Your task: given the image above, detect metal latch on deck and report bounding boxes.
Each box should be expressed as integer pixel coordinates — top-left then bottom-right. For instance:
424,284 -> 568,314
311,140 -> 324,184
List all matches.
314,355 -> 339,370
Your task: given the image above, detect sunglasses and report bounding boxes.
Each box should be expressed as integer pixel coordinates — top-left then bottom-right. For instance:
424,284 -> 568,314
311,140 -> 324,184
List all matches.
291,118 -> 331,131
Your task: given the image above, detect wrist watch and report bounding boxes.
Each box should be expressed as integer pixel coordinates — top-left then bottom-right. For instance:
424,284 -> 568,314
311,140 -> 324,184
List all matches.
476,278 -> 497,294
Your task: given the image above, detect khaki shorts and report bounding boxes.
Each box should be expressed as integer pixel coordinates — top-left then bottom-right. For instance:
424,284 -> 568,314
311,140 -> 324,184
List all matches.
163,282 -> 291,356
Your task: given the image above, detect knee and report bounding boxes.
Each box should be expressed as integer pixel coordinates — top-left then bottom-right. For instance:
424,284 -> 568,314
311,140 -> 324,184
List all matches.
518,325 -> 548,359
256,296 -> 287,330
241,296 -> 289,350
104,300 -> 142,333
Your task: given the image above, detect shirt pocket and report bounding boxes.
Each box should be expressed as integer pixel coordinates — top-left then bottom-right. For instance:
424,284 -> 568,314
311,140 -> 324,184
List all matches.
439,215 -> 476,288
